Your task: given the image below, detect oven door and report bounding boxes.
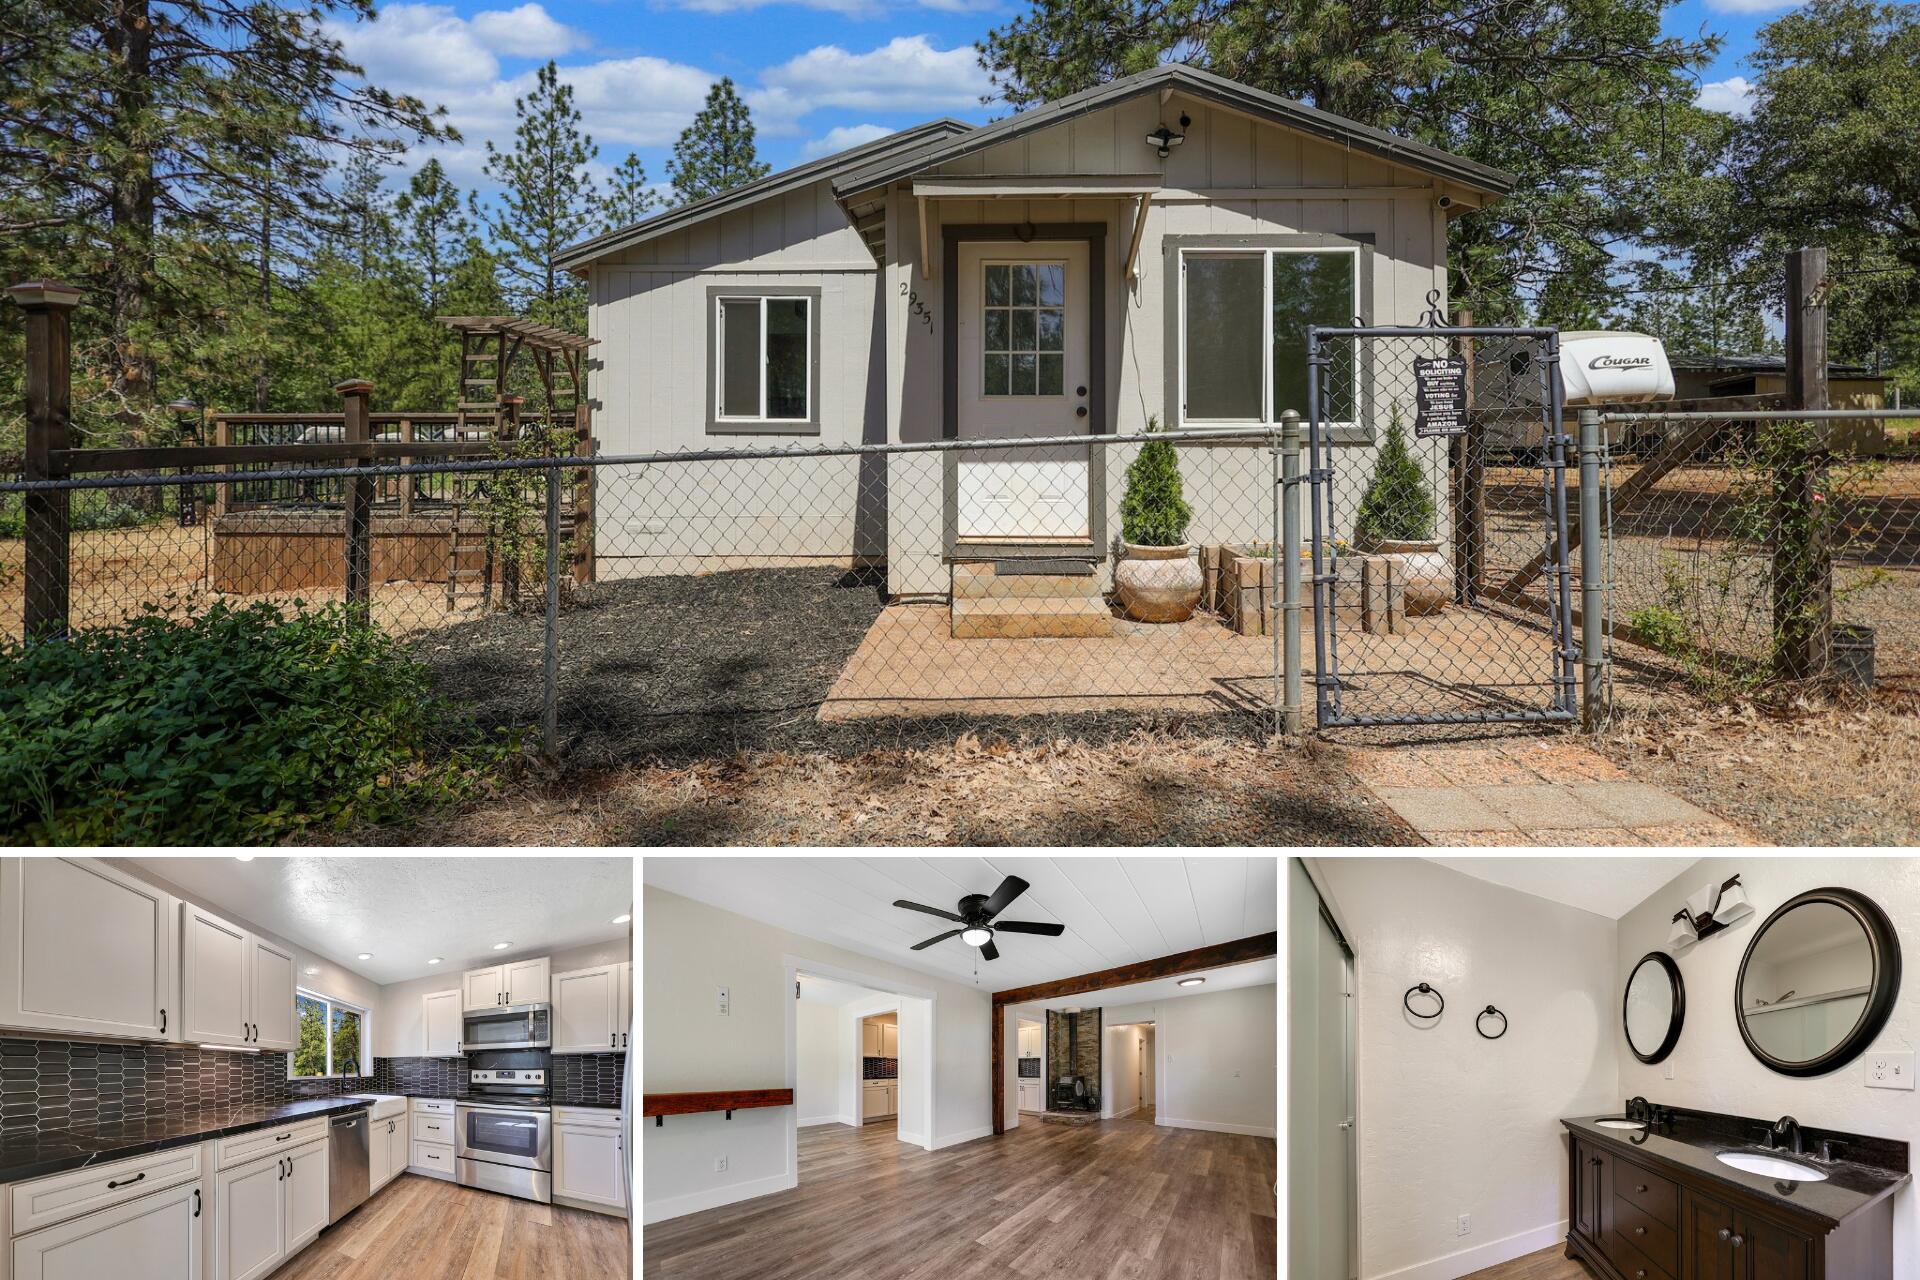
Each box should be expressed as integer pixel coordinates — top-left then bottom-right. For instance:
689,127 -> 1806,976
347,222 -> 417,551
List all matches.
456,1105 -> 551,1171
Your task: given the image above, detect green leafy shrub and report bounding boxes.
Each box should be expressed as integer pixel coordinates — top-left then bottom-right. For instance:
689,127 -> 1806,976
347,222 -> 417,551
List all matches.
1628,604 -> 1692,657
1119,416 -> 1192,546
1353,408 -> 1437,547
0,492 -> 151,538
0,602 -> 510,843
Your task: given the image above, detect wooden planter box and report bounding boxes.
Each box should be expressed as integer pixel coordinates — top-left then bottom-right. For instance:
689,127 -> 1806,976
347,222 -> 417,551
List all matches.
1204,543 -> 1401,635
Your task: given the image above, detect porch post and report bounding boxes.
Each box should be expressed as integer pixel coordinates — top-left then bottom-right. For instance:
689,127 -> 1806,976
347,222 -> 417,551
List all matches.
12,280 -> 82,640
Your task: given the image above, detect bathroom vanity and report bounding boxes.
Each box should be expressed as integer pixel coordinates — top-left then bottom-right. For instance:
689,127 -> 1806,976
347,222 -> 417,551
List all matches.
1562,1110 -> 1909,1280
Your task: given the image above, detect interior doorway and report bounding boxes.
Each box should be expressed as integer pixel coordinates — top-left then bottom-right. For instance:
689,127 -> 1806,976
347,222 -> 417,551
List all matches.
1289,859 -> 1357,1280
1137,1024 -> 1155,1120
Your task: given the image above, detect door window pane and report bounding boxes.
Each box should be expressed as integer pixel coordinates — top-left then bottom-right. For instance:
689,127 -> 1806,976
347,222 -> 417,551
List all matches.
1184,255 -> 1264,419
719,299 -> 761,418
983,263 -> 1066,397
765,299 -> 809,420
1273,252 -> 1356,421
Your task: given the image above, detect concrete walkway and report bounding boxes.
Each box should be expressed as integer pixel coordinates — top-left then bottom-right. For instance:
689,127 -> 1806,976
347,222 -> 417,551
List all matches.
1343,739 -> 1757,846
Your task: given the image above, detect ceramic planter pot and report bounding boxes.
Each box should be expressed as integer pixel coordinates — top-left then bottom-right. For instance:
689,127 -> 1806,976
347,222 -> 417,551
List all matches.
1370,538 -> 1450,615
1116,543 -> 1203,622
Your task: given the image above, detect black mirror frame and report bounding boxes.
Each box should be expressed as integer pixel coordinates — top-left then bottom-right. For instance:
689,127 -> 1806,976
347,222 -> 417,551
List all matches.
1734,886 -> 1903,1078
1623,951 -> 1685,1065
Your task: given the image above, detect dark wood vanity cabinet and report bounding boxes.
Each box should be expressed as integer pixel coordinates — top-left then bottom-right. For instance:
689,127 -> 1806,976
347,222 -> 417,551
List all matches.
1569,1137 -> 1884,1280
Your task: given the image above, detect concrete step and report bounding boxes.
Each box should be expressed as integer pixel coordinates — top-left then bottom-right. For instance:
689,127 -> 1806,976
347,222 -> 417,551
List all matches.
951,596 -> 1117,639
953,561 -> 1104,601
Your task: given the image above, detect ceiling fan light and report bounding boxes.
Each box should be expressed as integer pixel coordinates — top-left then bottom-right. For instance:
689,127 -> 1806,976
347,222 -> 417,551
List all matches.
961,927 -> 993,947
1178,977 -> 1205,987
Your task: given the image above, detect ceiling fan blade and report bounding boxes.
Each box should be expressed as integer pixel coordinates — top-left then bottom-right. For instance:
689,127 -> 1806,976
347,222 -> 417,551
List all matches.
911,930 -> 963,951
994,920 -> 1065,936
980,939 -> 1000,961
895,899 -> 965,923
983,875 -> 1030,918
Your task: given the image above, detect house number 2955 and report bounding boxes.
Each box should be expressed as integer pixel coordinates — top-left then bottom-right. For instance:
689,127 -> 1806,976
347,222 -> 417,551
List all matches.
899,282 -> 933,333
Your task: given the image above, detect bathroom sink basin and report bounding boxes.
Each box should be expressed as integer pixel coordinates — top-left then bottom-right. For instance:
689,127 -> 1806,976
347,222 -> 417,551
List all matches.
1593,1118 -> 1647,1129
1716,1152 -> 1828,1182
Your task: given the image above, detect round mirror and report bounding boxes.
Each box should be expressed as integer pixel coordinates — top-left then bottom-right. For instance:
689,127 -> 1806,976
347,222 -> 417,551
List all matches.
1736,887 -> 1902,1077
1624,952 -> 1684,1064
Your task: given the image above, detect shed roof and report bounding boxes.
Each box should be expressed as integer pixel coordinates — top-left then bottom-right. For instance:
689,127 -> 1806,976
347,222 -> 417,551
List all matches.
830,63 -> 1518,200
556,118 -> 973,271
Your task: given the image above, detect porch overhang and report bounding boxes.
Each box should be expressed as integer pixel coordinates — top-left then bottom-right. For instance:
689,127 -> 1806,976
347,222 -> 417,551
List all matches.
909,175 -> 1162,282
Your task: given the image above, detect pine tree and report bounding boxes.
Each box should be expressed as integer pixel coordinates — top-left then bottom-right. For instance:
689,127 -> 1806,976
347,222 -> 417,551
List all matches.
1353,410 -> 1438,547
482,61 -> 599,329
1119,418 -> 1194,546
602,153 -> 661,231
395,159 -> 471,313
669,79 -> 771,205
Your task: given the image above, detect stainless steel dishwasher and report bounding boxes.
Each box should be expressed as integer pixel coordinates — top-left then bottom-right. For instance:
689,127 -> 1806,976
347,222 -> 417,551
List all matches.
329,1111 -> 370,1224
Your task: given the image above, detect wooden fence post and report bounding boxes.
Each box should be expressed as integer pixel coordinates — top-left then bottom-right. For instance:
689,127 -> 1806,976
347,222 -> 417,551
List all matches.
398,417 -> 415,517
9,280 -> 82,639
338,379 -> 374,623
1775,247 -> 1831,680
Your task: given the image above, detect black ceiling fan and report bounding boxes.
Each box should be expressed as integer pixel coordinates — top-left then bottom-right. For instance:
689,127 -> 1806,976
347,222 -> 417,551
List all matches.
894,876 -> 1064,960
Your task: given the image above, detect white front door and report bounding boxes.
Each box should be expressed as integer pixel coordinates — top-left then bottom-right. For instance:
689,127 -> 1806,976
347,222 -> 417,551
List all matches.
955,241 -> 1092,540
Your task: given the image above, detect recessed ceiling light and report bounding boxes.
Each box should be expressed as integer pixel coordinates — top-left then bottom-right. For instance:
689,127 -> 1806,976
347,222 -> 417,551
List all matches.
1178,977 -> 1206,987
357,953 -> 373,961
303,967 -> 319,976
234,855 -> 254,862
492,942 -> 512,951
427,957 -> 442,965
611,913 -> 631,924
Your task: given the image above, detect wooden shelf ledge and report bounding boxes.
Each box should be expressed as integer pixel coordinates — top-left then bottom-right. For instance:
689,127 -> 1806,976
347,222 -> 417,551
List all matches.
643,1089 -> 793,1125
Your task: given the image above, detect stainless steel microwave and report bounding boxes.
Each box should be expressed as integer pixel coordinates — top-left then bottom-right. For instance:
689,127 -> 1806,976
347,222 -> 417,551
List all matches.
461,1003 -> 551,1052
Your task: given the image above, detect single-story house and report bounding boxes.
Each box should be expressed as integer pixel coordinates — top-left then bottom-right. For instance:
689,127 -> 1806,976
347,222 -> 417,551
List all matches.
558,63 -> 1514,603
1668,353 -> 1891,408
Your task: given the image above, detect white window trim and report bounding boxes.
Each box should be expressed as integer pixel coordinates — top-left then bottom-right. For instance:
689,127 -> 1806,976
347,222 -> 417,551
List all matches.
981,258 -> 1070,400
714,294 -> 813,424
1176,245 -> 1362,428
291,987 -> 369,1079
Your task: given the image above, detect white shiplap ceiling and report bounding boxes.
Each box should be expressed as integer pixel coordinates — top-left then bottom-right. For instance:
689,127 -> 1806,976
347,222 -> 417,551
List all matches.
1426,856 -> 1701,920
643,856 -> 1278,992
126,857 -> 632,984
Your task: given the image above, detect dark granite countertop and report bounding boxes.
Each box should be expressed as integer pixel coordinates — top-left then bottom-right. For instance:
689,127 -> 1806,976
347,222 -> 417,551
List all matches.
0,1096 -> 371,1185
389,1092 -> 623,1109
1563,1114 -> 1911,1229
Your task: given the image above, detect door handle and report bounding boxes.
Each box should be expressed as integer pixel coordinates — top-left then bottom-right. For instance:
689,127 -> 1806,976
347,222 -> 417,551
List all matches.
1076,385 -> 1087,397
1075,406 -> 1088,418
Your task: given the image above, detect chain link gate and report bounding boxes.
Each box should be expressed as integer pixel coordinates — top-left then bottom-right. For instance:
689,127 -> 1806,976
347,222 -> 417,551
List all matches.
1304,322 -> 1578,727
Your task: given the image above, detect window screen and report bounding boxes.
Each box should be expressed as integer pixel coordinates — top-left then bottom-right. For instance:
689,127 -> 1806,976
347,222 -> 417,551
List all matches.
719,299 -> 762,419
1272,251 -> 1357,421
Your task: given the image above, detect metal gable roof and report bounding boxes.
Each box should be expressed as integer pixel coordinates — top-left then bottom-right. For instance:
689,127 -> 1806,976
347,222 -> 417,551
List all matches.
555,118 -> 975,271
830,63 -> 1517,200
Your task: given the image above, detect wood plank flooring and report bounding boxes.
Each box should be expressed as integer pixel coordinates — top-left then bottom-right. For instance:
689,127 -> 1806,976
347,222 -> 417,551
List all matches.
274,1173 -> 629,1280
1459,1245 -> 1597,1279
643,1111 -> 1276,1280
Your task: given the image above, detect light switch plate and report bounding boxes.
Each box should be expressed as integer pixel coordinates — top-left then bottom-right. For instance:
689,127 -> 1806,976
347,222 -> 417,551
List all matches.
1663,1061 -> 1675,1080
1866,1049 -> 1915,1090
717,986 -> 730,1016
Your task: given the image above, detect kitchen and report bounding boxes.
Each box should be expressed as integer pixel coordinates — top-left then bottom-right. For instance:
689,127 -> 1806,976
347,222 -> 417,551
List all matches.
0,856 -> 633,1280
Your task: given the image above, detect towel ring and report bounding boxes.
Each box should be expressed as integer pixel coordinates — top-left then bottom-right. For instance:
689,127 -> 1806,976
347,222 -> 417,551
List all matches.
1477,1005 -> 1508,1040
1403,982 -> 1444,1019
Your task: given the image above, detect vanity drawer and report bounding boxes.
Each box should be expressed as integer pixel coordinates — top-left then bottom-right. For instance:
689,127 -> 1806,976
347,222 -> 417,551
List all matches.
413,1113 -> 455,1145
1612,1194 -> 1678,1274
1614,1157 -> 1678,1228
1607,1231 -> 1677,1280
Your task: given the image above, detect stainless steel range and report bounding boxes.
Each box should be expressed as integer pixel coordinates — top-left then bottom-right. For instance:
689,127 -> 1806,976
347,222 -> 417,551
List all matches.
457,1060 -> 552,1204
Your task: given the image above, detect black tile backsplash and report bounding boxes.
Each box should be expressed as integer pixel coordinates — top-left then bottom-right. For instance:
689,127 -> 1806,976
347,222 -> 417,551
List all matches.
862,1056 -> 898,1080
553,1053 -> 625,1106
374,1056 -> 469,1097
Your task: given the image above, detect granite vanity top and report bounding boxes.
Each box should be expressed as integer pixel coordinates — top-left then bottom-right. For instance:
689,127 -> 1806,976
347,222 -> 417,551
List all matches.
1564,1113 -> 1911,1229
0,1095 -> 373,1185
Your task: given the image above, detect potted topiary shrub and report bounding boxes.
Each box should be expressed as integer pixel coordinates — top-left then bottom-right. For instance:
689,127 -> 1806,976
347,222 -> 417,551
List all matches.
1353,407 -> 1449,614
1115,417 -> 1203,622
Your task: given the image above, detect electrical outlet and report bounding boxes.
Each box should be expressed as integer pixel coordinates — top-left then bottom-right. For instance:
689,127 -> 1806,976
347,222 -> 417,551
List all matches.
1458,1214 -> 1471,1237
717,986 -> 730,1016
714,1155 -> 728,1173
1866,1049 -> 1915,1090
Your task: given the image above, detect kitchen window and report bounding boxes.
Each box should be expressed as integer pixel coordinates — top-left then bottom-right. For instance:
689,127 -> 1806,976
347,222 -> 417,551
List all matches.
1176,243 -> 1363,429
709,289 -> 820,433
292,989 -> 366,1078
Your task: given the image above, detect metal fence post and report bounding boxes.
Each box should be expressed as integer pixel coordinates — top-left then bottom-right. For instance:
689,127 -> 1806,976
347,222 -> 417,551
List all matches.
10,280 -> 81,640
1278,410 -> 1304,734
543,463 -> 561,756
337,379 -> 374,624
1578,408 -> 1607,730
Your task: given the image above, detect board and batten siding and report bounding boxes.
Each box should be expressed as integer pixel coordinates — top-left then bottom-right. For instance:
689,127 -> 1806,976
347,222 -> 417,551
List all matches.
587,181 -> 886,576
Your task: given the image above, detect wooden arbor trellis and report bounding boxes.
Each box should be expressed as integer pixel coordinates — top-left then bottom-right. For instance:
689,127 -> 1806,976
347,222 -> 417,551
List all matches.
436,315 -> 597,442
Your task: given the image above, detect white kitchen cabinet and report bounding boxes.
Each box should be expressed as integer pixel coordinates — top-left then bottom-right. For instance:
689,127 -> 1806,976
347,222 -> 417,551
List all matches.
0,857 -> 174,1042
385,1114 -> 410,1187
553,1109 -> 626,1215
861,1022 -> 880,1058
283,1141 -> 328,1254
369,1112 -> 409,1193
212,1129 -> 327,1280
462,956 -> 550,1011
181,904 -> 294,1052
617,962 -> 631,1050
462,965 -> 503,1012
1017,1081 -> 1043,1112
1018,1025 -> 1043,1059
246,937 -> 296,1052
422,989 -> 462,1057
11,1180 -> 202,1280
408,1100 -> 456,1180
861,1083 -> 886,1120
881,1023 -> 898,1058
552,965 -> 620,1054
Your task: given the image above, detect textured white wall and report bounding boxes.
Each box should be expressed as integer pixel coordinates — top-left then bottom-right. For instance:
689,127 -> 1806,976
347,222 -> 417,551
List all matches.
1103,1022 -> 1142,1116
1101,984 -> 1278,1136
1615,857 -> 1920,1280
795,999 -> 844,1125
1317,858 -> 1620,1280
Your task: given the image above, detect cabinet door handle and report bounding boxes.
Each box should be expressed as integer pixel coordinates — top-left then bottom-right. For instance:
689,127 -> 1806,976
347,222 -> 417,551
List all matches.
278,1160 -> 286,1181
1635,1184 -> 1648,1193
1635,1272 -> 1646,1278
193,1189 -> 201,1218
1730,1234 -> 1744,1248
1634,1226 -> 1646,1236
159,1008 -> 166,1035
276,1132 -> 292,1141
107,1172 -> 146,1189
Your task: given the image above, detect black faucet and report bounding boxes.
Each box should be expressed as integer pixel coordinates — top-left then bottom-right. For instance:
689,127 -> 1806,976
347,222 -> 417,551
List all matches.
1626,1096 -> 1650,1122
1772,1115 -> 1803,1155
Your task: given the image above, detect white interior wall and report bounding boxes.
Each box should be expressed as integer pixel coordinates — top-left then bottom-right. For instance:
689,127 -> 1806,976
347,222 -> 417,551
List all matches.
642,885 -> 993,1225
1316,858 -> 1620,1280
1140,1025 -> 1155,1106
1103,984 -> 1277,1137
795,999 -> 844,1126
1102,1023 -> 1144,1117
1615,858 -> 1920,1280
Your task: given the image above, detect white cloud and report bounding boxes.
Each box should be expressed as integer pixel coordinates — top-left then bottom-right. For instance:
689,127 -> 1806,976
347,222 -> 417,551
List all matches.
469,4 -> 590,57
671,0 -> 995,14
332,4 -> 501,89
757,36 -> 992,123
1696,76 -> 1755,117
1704,0 -> 1801,11
802,123 -> 893,158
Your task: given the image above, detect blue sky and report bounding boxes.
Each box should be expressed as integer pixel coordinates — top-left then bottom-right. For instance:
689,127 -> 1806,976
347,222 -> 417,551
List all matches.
326,0 -> 1792,203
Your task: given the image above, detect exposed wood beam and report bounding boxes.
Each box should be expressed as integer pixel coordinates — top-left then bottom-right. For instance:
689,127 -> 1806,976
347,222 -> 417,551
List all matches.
917,195 -> 932,282
987,930 -> 1277,1135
